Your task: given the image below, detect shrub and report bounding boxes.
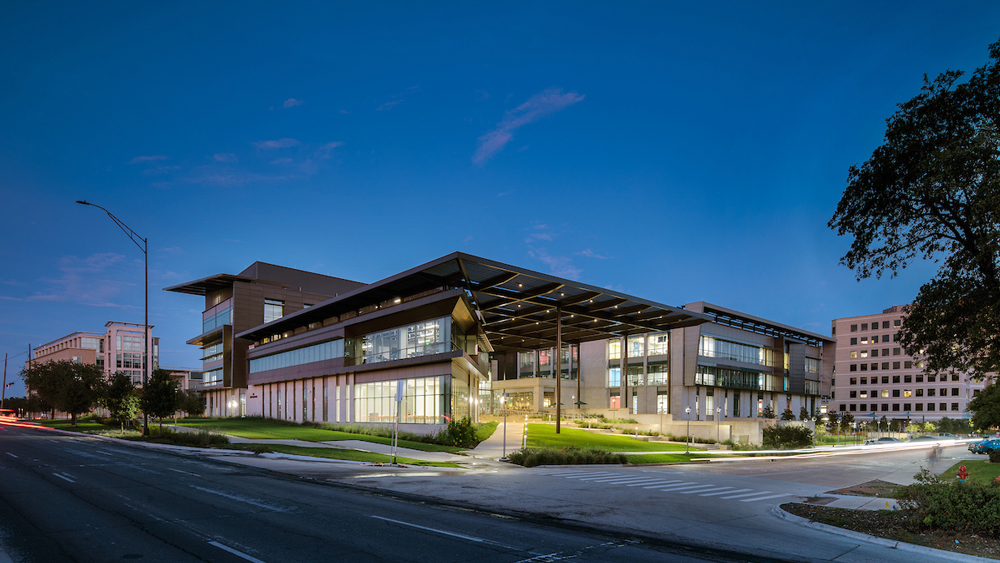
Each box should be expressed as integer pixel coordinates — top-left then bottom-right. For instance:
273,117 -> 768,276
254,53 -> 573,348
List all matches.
506,447 -> 627,467
762,425 -> 813,449
435,417 -> 478,448
137,429 -> 229,448
990,450 -> 1000,464
897,469 -> 1000,536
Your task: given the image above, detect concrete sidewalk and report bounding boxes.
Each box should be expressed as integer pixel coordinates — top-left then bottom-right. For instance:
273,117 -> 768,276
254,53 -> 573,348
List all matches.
464,420 -> 523,460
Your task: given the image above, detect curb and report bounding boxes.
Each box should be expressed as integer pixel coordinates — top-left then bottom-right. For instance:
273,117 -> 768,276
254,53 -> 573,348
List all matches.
772,505 -> 995,563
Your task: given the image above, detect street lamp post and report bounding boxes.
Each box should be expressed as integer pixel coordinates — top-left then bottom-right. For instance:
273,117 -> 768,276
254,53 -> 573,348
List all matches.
685,406 -> 691,455
500,393 -> 509,461
716,406 -> 721,443
77,200 -> 149,436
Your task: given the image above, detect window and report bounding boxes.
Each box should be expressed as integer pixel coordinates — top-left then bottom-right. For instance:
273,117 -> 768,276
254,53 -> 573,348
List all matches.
952,374 -> 960,382
881,390 -> 889,398
356,317 -> 453,365
608,340 -> 621,360
647,363 -> 668,385
894,362 -> 901,370
656,390 -> 669,414
849,377 -> 857,385
882,335 -> 890,343
893,347 -> 901,355
952,403 -> 959,412
264,299 -> 284,323
892,389 -> 900,397
903,374 -> 911,382
355,376 -> 448,424
871,349 -> 878,357
608,367 -> 621,387
850,324 -> 858,332
860,403 -> 868,411
882,348 -> 889,356
861,337 -> 869,344
839,404 -> 846,411
904,361 -> 913,369
903,389 -> 912,397
894,319 -> 901,327
698,336 -> 772,365
916,403 -> 923,411
861,323 -> 868,331
860,364 -> 867,371
892,404 -> 900,411
882,362 -> 889,370
881,376 -> 889,384
850,364 -> 857,372
249,340 -> 345,373
627,335 -> 644,358
860,377 -> 867,385
871,363 -> 878,371
882,321 -> 890,329
940,402 -> 947,411
648,333 -> 669,355
860,351 -> 869,359
916,389 -> 924,397
850,351 -> 858,359
850,404 -> 857,411
850,391 -> 857,398
928,388 -> 936,397
892,376 -> 900,383
927,374 -> 935,382
927,403 -> 936,411
952,388 -> 960,396
850,338 -> 858,345
916,374 -> 924,383
881,404 -> 889,411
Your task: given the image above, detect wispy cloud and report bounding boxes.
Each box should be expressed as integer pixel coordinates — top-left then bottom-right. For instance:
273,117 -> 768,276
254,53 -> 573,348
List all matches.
283,98 -> 304,108
213,153 -> 238,162
473,88 -> 584,164
528,248 -> 582,280
377,99 -> 403,111
254,138 -> 300,149
576,249 -> 610,260
524,224 -> 554,243
130,155 -> 168,164
27,253 -> 140,308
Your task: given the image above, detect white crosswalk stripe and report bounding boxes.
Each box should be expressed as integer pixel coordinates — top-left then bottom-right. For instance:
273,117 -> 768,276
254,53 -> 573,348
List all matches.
536,470 -> 791,504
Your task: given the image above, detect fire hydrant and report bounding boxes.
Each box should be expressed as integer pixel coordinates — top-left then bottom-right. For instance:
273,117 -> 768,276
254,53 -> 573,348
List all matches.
957,465 -> 970,482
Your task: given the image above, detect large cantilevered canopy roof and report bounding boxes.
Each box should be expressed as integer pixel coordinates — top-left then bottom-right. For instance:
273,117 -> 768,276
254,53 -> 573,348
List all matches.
237,252 -> 710,349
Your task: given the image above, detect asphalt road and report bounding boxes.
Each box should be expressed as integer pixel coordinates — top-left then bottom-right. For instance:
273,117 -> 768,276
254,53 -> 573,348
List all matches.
0,425 -> 802,563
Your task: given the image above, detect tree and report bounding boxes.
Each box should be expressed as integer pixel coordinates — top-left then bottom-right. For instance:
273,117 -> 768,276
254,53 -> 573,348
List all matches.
101,372 -> 139,434
177,390 -> 205,417
840,412 -> 855,432
829,38 -> 1000,380
761,405 -> 775,419
826,411 -> 840,433
140,369 -> 179,435
967,385 -> 1000,432
21,360 -> 103,426
798,406 -> 810,421
780,408 -> 795,421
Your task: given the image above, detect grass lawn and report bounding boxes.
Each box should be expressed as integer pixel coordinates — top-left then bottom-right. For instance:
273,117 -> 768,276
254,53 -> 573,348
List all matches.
229,444 -> 462,468
176,417 -> 465,453
527,423 -> 699,452
941,459 -> 1000,483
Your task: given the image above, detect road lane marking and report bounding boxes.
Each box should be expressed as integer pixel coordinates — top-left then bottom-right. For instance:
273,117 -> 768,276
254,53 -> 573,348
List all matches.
579,476 -> 648,482
700,488 -> 751,497
587,477 -> 666,485
168,468 -> 201,477
209,541 -> 269,563
721,490 -> 772,499
560,472 -> 618,479
6,453 -> 16,458
739,493 -> 790,503
94,450 -> 115,456
644,482 -> 700,490
53,472 -> 75,483
627,479 -> 682,487
189,486 -> 292,513
679,486 -> 732,495
370,515 -> 514,548
658,484 -> 718,494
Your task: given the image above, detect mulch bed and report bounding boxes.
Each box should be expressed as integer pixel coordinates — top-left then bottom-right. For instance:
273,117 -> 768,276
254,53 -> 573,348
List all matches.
781,480 -> 1000,559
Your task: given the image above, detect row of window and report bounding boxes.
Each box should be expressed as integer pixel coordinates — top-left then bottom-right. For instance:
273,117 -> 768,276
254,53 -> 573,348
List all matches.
607,364 -> 668,386
850,348 -> 902,358
849,360 -> 922,371
840,402 -> 960,412
848,335 -> 896,345
607,333 -> 669,360
848,373 -> 960,384
850,388 -> 962,398
249,339 -> 345,373
519,346 -> 580,379
203,307 -> 232,333
849,319 -> 901,332
694,365 -> 786,392
698,336 -> 774,366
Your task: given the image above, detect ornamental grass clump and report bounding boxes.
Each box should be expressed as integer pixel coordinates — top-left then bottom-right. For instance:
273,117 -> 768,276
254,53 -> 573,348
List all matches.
506,446 -> 627,467
897,469 -> 1000,537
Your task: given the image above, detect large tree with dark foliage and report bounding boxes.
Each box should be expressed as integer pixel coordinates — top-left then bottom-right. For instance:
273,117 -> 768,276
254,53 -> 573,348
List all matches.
829,39 -> 1000,381
140,369 -> 179,434
102,372 -> 139,434
21,360 -> 103,425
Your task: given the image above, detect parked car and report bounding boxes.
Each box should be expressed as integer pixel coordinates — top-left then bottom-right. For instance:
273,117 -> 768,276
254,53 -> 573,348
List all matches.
863,437 -> 903,445
937,432 -> 957,438
910,435 -> 939,442
969,438 -> 1000,454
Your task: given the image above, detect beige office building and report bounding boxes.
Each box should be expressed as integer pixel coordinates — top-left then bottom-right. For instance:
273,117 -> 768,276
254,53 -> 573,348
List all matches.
831,305 -> 985,422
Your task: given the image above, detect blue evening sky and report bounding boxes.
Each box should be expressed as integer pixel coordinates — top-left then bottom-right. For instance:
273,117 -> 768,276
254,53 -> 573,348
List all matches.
2,2 -> 998,397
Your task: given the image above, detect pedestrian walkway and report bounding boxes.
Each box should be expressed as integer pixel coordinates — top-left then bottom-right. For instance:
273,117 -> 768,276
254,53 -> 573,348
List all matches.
225,436 -> 473,464
466,420 -> 523,460
532,468 -> 794,504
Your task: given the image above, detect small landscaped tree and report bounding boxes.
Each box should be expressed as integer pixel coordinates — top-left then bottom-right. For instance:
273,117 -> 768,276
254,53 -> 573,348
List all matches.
101,372 -> 139,434
798,406 -> 810,421
139,369 -> 179,435
840,412 -> 855,433
21,360 -> 103,426
761,405 -> 775,419
780,408 -> 795,421
177,390 -> 205,417
826,412 -> 840,433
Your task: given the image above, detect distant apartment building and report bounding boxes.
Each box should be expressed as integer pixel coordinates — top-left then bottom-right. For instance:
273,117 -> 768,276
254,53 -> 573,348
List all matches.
31,321 -> 159,385
831,305 -> 985,422
164,262 -> 365,417
161,366 -> 204,392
